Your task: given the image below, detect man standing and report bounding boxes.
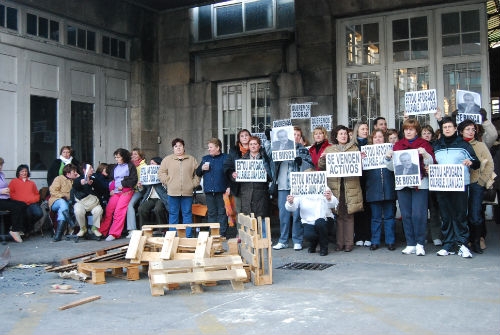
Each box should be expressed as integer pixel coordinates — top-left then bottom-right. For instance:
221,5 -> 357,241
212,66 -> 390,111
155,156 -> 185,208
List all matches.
373,117 -> 388,133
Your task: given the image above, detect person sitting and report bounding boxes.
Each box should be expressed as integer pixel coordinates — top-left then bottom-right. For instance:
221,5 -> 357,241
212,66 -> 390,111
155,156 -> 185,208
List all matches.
93,163 -> 111,208
49,164 -> 80,242
138,157 -> 169,227
9,164 -> 43,237
72,163 -> 104,239
285,186 -> 338,256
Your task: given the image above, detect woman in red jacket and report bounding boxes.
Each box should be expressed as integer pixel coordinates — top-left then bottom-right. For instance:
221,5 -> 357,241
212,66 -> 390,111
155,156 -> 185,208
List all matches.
9,164 -> 43,236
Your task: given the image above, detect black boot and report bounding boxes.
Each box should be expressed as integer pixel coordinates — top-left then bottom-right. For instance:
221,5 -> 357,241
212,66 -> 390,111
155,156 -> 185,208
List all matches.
62,210 -> 76,229
53,220 -> 66,242
470,225 -> 483,254
308,241 -> 318,253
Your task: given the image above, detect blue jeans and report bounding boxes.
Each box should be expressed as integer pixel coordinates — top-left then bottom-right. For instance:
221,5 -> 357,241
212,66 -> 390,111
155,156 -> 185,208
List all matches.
370,200 -> 395,245
126,191 -> 143,231
468,182 -> 484,227
277,190 -> 303,245
51,199 -> 70,221
168,196 -> 193,237
205,192 -> 228,237
397,188 -> 428,246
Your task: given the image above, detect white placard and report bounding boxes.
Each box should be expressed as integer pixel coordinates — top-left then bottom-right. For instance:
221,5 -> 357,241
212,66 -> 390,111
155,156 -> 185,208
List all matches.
393,149 -> 421,188
456,113 -> 482,125
235,159 -> 267,182
252,132 -> 267,142
361,143 -> 393,170
271,126 -> 296,161
290,171 -> 327,196
311,115 -> 332,132
290,103 -> 312,119
456,90 -> 481,114
272,119 -> 293,128
140,165 -> 160,185
325,152 -> 362,177
404,89 -> 438,115
428,164 -> 465,191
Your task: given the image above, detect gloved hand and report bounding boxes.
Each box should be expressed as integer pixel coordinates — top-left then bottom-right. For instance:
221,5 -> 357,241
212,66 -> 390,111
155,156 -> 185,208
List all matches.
294,156 -> 302,166
265,128 -> 271,141
480,108 -> 487,122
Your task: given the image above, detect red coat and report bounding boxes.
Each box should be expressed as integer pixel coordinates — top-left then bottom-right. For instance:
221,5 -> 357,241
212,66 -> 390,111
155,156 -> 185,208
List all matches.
9,178 -> 40,205
309,140 -> 332,170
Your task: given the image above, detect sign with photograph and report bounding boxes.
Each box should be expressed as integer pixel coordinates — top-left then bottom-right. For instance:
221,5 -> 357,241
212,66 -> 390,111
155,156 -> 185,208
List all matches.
290,103 -> 312,119
404,89 -> 438,115
140,165 -> 160,185
311,115 -> 332,132
393,149 -> 421,188
325,152 -> 362,177
271,126 -> 296,161
456,113 -> 482,125
456,90 -> 481,114
272,119 -> 293,128
361,143 -> 393,170
428,164 -> 465,191
290,171 -> 327,196
235,159 -> 267,182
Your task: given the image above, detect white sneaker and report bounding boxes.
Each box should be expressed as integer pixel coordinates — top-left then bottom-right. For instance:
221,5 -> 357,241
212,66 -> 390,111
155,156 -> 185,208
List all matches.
458,245 -> 472,258
105,235 -> 116,242
433,239 -> 443,246
293,243 -> 303,251
401,246 -> 416,254
416,243 -> 425,256
355,240 -> 364,246
126,231 -> 133,239
273,242 -> 288,250
363,241 -> 372,247
436,249 -> 450,256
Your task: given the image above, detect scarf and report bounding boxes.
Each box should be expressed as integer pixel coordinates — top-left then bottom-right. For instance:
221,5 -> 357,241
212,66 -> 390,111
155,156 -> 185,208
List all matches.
239,143 -> 249,156
132,159 -> 143,167
393,136 -> 436,179
59,155 -> 73,165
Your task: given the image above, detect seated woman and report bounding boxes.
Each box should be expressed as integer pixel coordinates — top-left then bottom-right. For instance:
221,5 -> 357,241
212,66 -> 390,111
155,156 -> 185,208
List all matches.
138,157 -> 169,227
0,157 -> 27,243
9,164 -> 43,237
93,163 -> 111,208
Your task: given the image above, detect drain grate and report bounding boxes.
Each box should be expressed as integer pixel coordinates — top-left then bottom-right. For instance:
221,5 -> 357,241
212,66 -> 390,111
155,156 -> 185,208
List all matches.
276,262 -> 334,271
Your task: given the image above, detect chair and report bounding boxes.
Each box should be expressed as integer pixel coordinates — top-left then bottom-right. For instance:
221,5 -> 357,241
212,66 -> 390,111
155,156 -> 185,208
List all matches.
0,210 -> 11,244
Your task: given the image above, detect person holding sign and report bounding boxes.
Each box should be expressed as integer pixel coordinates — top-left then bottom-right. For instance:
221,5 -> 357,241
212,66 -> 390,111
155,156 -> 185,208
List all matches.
285,187 -> 338,256
318,125 -> 363,252
364,130 -> 396,251
385,119 -> 435,256
309,126 -> 331,170
458,120 -> 492,255
138,157 -> 169,227
235,136 -> 272,220
158,138 -> 200,238
195,138 -> 230,237
432,117 -> 479,258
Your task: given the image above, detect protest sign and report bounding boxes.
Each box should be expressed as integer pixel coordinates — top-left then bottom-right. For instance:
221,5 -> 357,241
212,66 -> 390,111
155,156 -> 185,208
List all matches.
271,126 -> 296,161
456,90 -> 481,113
456,113 -> 482,125
393,149 -> 421,187
325,152 -> 362,177
235,159 -> 267,182
311,115 -> 332,132
290,171 -> 327,196
404,89 -> 438,115
361,143 -> 393,170
140,165 -> 160,185
272,119 -> 292,128
290,103 -> 312,119
428,164 -> 465,191
252,132 -> 267,142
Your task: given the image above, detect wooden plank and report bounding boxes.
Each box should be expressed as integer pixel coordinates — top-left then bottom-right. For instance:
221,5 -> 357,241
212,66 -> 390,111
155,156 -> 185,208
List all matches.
150,268 -> 247,285
150,256 -> 244,270
159,231 -> 177,260
142,223 -> 220,230
239,245 -> 258,267
238,213 -> 257,231
61,242 -> 129,265
125,230 -> 144,259
50,289 -> 79,294
194,231 -> 209,260
58,295 -> 101,310
130,236 -> 147,264
238,228 -> 257,248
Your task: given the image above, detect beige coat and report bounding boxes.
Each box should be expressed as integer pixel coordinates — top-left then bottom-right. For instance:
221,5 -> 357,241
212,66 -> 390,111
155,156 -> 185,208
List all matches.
158,154 -> 200,197
48,175 -> 74,208
318,141 -> 363,215
469,139 -> 494,187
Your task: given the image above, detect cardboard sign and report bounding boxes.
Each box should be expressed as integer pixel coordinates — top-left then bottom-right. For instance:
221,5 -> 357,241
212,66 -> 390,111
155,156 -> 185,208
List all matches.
252,132 -> 267,142
325,152 -> 362,177
404,89 -> 438,115
140,165 -> 160,185
456,90 -> 481,113
272,119 -> 293,128
271,126 -> 296,161
235,159 -> 267,182
393,149 -> 421,187
311,115 -> 332,132
456,113 -> 482,125
290,171 -> 327,196
290,103 -> 312,119
428,164 -> 465,191
361,143 -> 393,170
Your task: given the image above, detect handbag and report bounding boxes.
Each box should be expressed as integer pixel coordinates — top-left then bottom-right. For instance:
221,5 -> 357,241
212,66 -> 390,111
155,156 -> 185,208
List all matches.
483,188 -> 498,205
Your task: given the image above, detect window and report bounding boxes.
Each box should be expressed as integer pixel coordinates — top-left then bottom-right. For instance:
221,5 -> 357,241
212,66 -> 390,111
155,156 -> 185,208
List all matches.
442,62 -> 482,115
26,13 -> 59,41
347,72 -> 380,129
30,96 -> 57,171
346,23 -> 380,65
392,16 -> 428,61
71,101 -> 94,165
67,25 -> 96,51
102,35 -> 126,59
193,0 -> 294,41
394,67 -> 430,127
0,4 -> 18,31
442,10 -> 480,56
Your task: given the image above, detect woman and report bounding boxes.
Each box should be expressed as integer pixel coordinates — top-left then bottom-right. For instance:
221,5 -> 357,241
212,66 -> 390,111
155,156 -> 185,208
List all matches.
318,125 -> 363,252
235,136 -> 272,219
126,148 -> 147,237
158,138 -> 200,238
387,129 -> 399,145
138,157 -> 169,227
458,119 -> 493,254
47,146 -> 80,187
421,124 -> 443,246
93,163 -> 111,208
363,130 -> 396,250
223,129 -> 251,214
309,126 -> 331,170
9,164 -> 43,236
196,138 -> 229,237
353,121 -> 371,247
386,119 -> 435,256
99,148 -> 138,241
0,158 -> 27,242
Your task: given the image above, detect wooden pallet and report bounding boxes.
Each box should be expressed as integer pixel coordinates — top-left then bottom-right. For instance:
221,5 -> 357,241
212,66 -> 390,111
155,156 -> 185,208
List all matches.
77,260 -> 140,284
147,232 -> 246,296
238,213 -> 272,285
